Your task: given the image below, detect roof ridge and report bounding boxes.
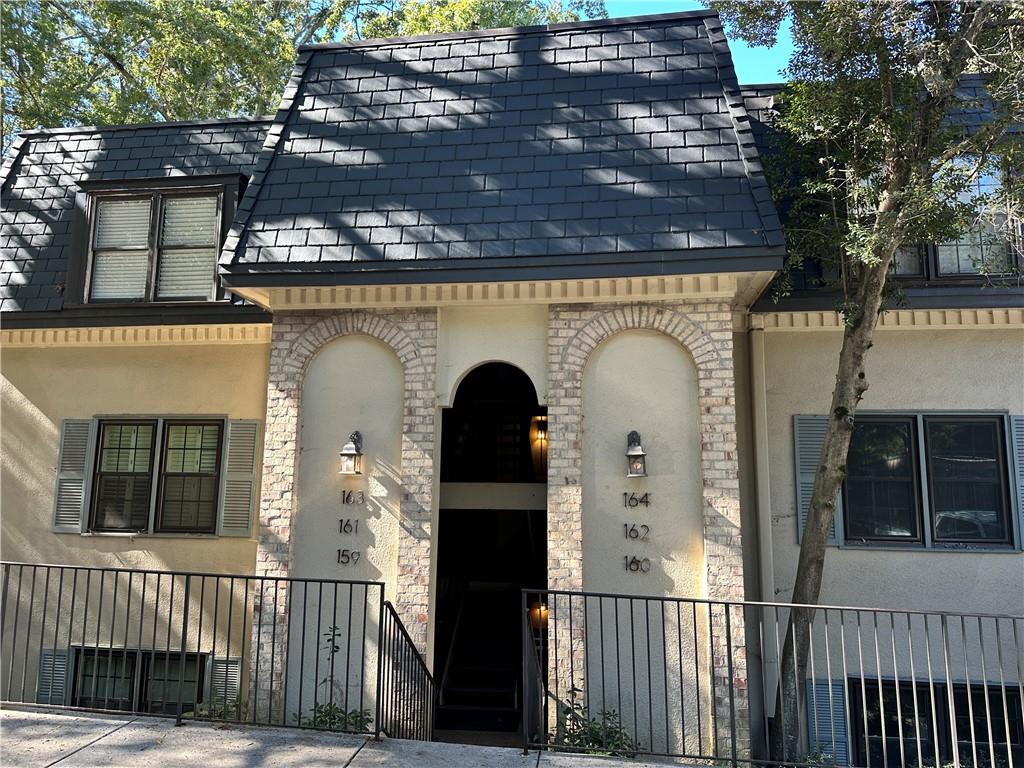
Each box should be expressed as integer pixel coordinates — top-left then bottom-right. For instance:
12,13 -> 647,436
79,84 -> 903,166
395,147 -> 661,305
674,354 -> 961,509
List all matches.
221,53 -> 315,267
702,17 -> 785,249
298,9 -> 719,52
13,115 -> 276,139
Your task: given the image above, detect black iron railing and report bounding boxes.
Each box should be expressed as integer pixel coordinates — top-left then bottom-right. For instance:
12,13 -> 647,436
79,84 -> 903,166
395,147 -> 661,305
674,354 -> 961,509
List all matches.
522,588 -> 1024,768
377,601 -> 435,740
0,562 -> 434,742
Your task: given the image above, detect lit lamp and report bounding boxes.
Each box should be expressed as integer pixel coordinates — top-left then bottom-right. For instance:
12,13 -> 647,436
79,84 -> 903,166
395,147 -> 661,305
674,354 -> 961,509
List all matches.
534,416 -> 547,443
626,430 -> 647,478
528,601 -> 549,630
338,431 -> 364,476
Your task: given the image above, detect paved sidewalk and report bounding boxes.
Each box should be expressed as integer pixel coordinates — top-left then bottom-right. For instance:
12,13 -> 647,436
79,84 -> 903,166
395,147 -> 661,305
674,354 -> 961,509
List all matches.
0,708 -> 680,767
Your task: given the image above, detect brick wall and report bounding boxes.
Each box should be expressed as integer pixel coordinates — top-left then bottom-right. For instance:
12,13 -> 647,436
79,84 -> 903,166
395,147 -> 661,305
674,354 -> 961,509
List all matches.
252,309 -> 437,716
546,300 -> 748,755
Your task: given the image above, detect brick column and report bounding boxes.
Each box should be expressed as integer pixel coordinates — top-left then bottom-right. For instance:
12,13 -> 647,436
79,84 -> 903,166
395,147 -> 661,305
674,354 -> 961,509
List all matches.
251,310 -> 437,720
545,300 -> 748,758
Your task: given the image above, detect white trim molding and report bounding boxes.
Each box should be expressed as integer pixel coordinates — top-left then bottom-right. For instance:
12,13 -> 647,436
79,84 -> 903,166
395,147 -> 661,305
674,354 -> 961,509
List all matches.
750,308 -> 1024,332
1,323 -> 273,348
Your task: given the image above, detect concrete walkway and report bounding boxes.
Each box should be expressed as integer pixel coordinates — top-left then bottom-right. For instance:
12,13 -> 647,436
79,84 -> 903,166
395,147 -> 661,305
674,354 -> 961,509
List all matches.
0,708 -> 680,767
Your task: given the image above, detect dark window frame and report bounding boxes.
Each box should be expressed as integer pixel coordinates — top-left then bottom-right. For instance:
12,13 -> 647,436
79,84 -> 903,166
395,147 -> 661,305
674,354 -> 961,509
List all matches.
849,677 -> 1024,768
840,413 -> 1016,550
70,647 -> 208,715
89,420 -> 158,533
155,420 -> 224,535
923,415 -> 1013,547
84,186 -> 224,305
842,415 -> 925,545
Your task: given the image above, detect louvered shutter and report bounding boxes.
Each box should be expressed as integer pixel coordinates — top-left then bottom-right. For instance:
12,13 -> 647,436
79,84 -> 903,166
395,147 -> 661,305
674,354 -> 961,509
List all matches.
1011,415 -> 1024,545
806,679 -> 849,765
156,195 -> 219,300
793,415 -> 842,544
206,657 -> 242,715
53,420 -> 96,533
218,420 -> 260,537
36,648 -> 70,705
90,198 -> 151,300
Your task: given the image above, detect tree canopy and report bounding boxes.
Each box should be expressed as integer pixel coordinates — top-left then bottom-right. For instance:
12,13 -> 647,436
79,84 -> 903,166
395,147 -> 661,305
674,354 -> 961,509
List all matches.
1,0 -> 605,148
712,2 -> 1022,762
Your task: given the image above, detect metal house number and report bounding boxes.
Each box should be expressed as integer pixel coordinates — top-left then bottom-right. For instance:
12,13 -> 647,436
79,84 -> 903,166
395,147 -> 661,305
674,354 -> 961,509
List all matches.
620,491 -> 653,576
336,488 -> 366,567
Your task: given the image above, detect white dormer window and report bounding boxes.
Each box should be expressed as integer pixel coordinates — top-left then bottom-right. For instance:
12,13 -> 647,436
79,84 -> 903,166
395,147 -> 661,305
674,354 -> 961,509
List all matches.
87,189 -> 222,302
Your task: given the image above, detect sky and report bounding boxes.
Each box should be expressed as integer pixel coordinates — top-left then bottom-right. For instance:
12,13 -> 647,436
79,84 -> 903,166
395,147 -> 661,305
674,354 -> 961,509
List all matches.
602,0 -> 794,84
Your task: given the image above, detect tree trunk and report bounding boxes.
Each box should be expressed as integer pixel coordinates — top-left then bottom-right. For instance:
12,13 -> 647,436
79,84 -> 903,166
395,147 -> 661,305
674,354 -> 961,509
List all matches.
769,260 -> 891,764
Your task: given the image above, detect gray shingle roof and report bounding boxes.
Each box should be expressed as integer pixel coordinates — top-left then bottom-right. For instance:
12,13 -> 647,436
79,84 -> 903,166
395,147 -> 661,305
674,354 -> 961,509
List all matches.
1,118 -> 270,312
221,11 -> 786,286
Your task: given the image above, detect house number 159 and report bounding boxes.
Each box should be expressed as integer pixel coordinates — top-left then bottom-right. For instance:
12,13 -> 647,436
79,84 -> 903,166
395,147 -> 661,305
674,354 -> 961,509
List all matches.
337,549 -> 361,566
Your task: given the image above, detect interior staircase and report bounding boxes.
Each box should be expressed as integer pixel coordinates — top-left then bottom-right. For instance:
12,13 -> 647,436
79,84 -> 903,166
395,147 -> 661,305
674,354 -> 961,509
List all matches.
435,585 -> 522,732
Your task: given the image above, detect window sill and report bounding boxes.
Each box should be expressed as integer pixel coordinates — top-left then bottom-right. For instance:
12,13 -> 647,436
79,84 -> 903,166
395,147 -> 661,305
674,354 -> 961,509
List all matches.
77,531 -> 224,540
837,542 -> 1019,554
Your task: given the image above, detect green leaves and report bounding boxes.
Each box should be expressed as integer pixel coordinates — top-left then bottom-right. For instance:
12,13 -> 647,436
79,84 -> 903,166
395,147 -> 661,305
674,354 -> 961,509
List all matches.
723,1 -> 1023,302
1,0 -> 606,148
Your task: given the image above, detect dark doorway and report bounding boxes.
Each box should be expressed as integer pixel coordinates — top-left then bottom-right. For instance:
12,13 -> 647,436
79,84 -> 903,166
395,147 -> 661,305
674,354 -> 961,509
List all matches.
434,363 -> 547,740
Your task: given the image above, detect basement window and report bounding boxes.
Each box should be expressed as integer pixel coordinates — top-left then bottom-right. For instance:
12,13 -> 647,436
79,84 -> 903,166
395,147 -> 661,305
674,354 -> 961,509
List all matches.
87,189 -> 222,303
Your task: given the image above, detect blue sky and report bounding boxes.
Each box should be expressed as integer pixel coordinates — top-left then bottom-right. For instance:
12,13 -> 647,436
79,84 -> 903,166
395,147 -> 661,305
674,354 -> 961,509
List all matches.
602,0 -> 793,84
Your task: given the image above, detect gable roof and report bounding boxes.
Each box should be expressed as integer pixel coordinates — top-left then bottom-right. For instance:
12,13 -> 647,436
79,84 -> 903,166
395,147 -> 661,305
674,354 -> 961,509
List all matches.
220,10 -> 785,288
1,117 -> 270,313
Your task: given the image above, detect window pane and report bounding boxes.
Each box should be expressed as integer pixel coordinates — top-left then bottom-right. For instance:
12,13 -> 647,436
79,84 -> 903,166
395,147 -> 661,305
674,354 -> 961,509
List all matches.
892,245 -> 924,276
158,423 -> 221,533
92,423 -> 155,531
161,196 -> 218,247
155,247 -> 217,300
94,198 -> 151,249
936,165 -> 1011,275
93,475 -> 152,530
75,650 -> 137,711
90,250 -> 149,301
926,419 -> 1009,543
145,653 -> 203,714
845,419 -> 919,540
853,679 -> 940,768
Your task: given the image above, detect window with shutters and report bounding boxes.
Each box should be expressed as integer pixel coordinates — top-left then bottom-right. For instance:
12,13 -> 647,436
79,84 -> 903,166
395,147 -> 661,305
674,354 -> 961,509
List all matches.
86,189 -> 222,303
79,418 -> 250,536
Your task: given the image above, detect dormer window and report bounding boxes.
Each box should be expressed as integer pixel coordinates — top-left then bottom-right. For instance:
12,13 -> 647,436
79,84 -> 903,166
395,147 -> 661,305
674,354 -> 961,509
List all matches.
87,189 -> 222,303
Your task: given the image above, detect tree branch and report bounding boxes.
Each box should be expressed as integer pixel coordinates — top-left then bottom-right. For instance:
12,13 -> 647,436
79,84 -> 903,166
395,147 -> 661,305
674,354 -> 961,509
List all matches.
44,0 -> 173,120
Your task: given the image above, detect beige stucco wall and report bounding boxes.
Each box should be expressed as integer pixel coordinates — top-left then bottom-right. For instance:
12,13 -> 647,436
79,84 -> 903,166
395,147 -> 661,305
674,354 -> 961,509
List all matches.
1,341 -> 269,572
581,329 -> 705,598
761,327 -> 1024,617
437,305 -> 548,406
293,334 -> 402,592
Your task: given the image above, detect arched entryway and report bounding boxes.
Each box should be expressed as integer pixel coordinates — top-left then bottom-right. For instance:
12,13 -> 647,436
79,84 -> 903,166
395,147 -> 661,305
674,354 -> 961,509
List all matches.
434,362 -> 547,742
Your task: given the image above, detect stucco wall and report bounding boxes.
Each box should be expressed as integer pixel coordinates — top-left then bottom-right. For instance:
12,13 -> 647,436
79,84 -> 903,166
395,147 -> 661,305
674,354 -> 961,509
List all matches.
437,305 -> 548,406
581,330 -> 704,598
762,327 -> 1024,616
1,342 -> 269,571
293,335 -> 403,592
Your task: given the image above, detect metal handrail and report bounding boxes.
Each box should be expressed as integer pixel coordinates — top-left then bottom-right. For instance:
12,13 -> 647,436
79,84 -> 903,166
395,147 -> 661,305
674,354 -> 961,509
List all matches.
522,586 -> 1024,767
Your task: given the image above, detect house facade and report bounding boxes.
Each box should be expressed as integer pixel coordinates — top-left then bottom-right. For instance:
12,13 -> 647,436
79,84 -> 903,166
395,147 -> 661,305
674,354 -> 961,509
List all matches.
2,10 -> 1021,764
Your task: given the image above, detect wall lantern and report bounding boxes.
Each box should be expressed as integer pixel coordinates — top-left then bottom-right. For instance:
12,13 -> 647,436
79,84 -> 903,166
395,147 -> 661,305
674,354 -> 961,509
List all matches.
626,430 -> 647,478
534,416 -> 548,443
528,601 -> 549,630
338,431 -> 364,476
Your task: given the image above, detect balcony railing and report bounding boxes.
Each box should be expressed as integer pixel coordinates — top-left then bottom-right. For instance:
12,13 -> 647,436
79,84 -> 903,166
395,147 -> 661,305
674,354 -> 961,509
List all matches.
522,588 -> 1024,768
0,562 -> 435,742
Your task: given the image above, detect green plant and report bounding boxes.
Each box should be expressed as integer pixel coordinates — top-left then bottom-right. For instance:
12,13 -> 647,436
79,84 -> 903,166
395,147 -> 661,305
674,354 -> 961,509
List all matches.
294,702 -> 373,732
192,696 -> 246,721
291,624 -> 374,733
557,687 -> 637,757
